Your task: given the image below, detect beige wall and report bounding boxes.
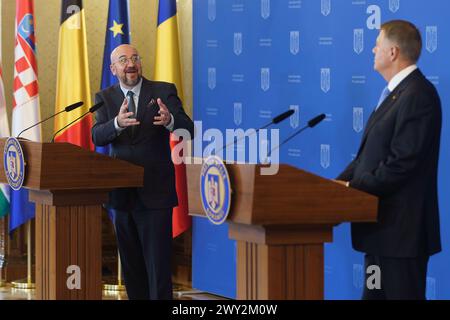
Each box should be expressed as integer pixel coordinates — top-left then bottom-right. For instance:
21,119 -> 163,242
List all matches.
1,0 -> 192,141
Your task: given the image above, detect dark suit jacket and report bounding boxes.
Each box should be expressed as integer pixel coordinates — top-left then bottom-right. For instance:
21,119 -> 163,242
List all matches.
91,78 -> 194,210
337,69 -> 442,258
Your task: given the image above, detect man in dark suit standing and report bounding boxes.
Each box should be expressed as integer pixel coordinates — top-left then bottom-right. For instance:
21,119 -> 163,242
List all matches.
91,44 -> 194,300
336,20 -> 441,299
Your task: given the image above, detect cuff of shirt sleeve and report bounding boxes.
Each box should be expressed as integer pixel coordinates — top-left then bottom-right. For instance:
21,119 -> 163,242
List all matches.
165,114 -> 175,132
114,116 -> 126,133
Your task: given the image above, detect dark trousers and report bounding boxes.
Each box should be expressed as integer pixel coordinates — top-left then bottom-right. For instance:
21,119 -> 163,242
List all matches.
112,201 -> 173,300
362,254 -> 429,300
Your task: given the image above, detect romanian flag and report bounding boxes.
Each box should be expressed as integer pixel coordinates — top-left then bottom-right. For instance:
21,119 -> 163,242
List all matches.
54,0 -> 92,149
10,0 -> 41,232
155,0 -> 191,238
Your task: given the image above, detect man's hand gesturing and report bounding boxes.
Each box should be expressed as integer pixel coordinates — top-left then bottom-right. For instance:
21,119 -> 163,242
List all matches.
117,97 -> 140,128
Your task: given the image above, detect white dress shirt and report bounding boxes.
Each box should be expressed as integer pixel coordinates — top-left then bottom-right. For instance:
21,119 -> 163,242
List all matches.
114,78 -> 174,132
387,64 -> 417,92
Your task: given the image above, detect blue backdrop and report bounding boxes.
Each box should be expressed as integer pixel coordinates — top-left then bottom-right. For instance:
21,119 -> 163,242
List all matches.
192,0 -> 449,299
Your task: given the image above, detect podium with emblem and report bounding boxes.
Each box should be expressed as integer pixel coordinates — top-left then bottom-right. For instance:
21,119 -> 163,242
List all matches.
0,138 -> 143,299
187,158 -> 377,300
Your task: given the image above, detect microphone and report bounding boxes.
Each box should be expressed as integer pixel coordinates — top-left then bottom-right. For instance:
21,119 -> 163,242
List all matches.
88,102 -> 104,113
307,113 -> 326,128
272,109 -> 295,125
266,113 -> 326,160
16,101 -> 83,138
51,101 -> 104,143
216,109 -> 296,155
65,101 -> 84,112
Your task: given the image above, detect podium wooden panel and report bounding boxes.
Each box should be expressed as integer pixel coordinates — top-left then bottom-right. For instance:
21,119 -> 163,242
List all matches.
187,161 -> 377,300
0,138 -> 143,299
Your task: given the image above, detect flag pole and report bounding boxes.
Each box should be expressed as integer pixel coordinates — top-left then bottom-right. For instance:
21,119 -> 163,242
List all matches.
27,220 -> 32,285
102,250 -> 125,292
11,220 -> 35,289
0,0 -> 9,289
0,216 -> 6,287
118,252 -> 123,287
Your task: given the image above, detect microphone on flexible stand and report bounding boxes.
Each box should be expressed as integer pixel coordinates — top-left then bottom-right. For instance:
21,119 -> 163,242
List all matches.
215,109 -> 296,156
51,102 -> 104,143
16,101 -> 84,139
265,113 -> 326,161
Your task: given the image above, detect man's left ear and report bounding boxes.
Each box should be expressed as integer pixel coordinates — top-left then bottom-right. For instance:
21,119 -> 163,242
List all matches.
391,46 -> 400,61
110,64 -> 117,76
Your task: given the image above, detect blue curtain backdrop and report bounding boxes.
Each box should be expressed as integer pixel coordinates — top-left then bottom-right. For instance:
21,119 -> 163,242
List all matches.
193,0 -> 449,299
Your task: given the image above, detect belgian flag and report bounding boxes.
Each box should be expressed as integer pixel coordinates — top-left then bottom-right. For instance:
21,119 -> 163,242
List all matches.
54,0 -> 92,149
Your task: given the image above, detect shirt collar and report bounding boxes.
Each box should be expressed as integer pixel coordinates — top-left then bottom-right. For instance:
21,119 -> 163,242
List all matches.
119,77 -> 143,98
387,64 -> 417,92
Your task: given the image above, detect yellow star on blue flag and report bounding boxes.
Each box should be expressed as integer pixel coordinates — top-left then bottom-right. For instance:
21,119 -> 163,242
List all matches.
109,20 -> 124,38
97,0 -> 130,215
101,0 -> 130,90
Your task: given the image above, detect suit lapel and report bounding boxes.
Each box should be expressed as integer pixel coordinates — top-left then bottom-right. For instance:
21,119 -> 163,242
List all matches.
361,89 -> 400,141
134,79 -> 156,137
136,79 -> 153,121
356,69 -> 422,157
111,84 -> 136,139
111,84 -> 125,112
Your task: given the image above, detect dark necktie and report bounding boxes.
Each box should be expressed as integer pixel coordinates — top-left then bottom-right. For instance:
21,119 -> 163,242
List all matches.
126,90 -> 137,137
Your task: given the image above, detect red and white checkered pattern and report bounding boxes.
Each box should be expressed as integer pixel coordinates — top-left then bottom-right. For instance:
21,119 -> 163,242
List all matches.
11,1 -> 40,142
13,40 -> 38,108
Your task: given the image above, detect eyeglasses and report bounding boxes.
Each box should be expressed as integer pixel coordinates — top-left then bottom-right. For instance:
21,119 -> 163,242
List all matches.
114,55 -> 142,66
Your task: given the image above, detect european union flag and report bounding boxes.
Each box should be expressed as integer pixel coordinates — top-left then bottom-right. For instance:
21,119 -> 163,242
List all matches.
96,0 -> 130,220
100,0 -> 130,92
96,0 -> 130,156
96,0 -> 130,155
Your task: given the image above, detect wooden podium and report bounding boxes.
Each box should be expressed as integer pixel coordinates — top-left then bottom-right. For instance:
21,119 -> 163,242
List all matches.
187,162 -> 377,300
0,138 -> 143,299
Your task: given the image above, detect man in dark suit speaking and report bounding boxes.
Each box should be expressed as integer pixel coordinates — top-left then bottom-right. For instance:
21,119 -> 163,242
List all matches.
336,20 -> 442,299
92,44 -> 194,300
